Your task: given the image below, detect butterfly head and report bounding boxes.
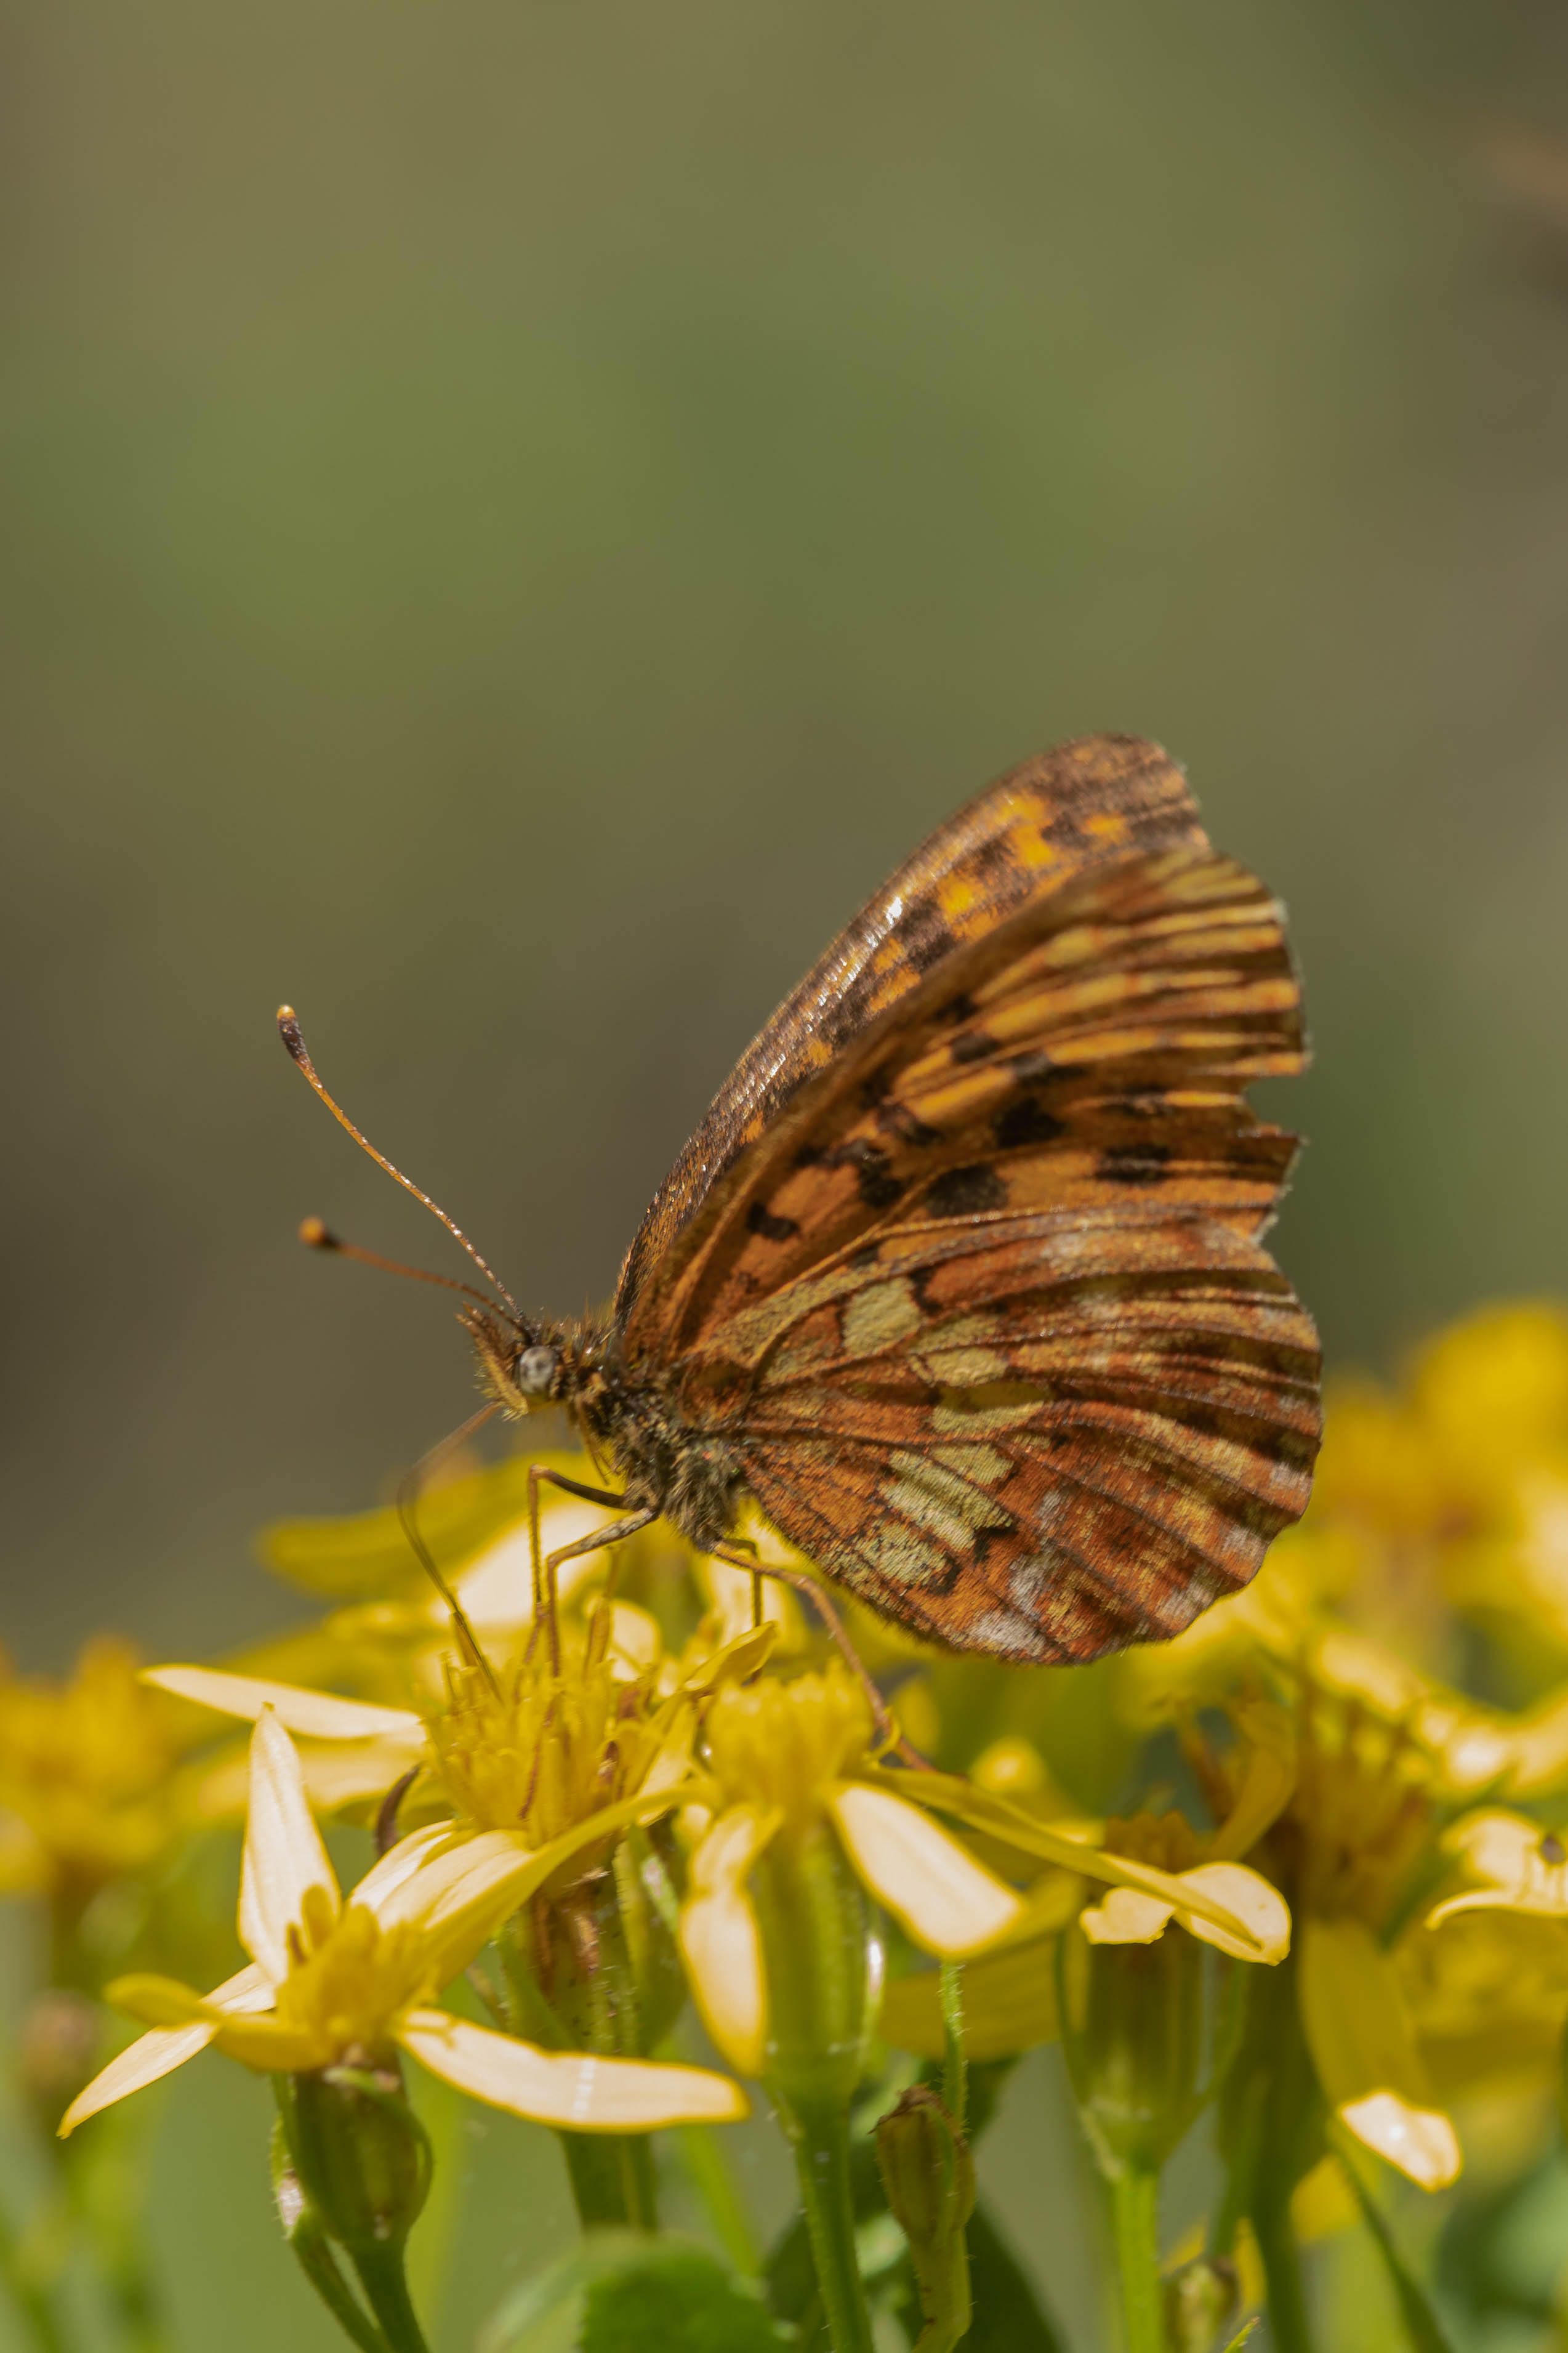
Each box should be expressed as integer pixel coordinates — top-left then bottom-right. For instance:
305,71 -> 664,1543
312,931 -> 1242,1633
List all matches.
459,1301 -> 572,1419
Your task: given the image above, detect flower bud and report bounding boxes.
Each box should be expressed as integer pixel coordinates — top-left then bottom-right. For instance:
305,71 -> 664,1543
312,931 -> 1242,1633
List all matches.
1164,2254 -> 1239,2352
875,2087 -> 975,2353
1058,1921 -> 1205,2177
275,2064 -> 430,2255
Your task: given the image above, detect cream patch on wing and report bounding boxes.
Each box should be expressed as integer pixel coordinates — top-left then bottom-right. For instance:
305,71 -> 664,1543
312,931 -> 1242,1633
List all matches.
880,1450 -> 1015,1557
841,1278 -> 923,1359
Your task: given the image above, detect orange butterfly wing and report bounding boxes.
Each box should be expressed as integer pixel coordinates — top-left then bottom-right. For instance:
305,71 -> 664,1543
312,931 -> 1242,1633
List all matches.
615,734 -> 1321,1662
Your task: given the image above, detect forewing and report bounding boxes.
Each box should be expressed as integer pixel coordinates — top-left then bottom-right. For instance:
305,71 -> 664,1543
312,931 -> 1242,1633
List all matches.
622,834 -> 1305,1373
614,733 -> 1205,1326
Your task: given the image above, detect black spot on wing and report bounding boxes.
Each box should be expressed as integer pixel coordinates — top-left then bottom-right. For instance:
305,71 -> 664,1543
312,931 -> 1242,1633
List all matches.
1098,1144 -> 1173,1185
899,894 -> 956,974
875,1099 -> 942,1146
994,1096 -> 1066,1150
1007,1047 -> 1056,1083
746,1199 -> 802,1242
923,1163 -> 1010,1217
950,1030 -> 999,1065
811,1136 -> 905,1211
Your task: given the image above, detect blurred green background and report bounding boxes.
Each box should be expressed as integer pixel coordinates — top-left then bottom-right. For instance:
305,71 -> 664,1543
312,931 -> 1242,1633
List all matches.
7,0 -> 1568,1668
9,3 -> 1568,2347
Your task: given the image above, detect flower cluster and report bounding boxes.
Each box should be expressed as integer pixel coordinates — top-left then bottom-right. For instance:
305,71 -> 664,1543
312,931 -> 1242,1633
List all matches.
14,1308 -> 1568,2352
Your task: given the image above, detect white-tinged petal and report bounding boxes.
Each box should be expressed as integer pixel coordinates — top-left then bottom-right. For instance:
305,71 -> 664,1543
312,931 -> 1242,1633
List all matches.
872,1767 -> 1282,1955
830,1782 -> 1022,1958
607,1602 -> 662,1679
454,1507 -> 617,1628
145,1666 -> 420,1745
238,1713 -> 339,1980
1172,1863 -> 1291,1964
398,2009 -> 747,2129
1080,1888 -> 1175,1945
1300,1916 -> 1461,2189
364,1786 -> 700,1992
680,1806 -> 778,2077
350,1821 -> 468,1918
59,1963 -> 273,2139
1340,2094 -> 1461,2192
299,1742 -> 432,1811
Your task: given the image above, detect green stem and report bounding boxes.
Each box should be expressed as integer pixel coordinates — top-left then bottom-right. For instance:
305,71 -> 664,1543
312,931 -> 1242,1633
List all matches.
287,2219 -> 393,2353
939,1962 -> 967,2135
350,2243 -> 432,2353
787,2098 -> 877,2353
1252,2197 -> 1313,2353
1110,2165 -> 1165,2353
560,2131 -> 659,2231
504,1891 -> 664,2234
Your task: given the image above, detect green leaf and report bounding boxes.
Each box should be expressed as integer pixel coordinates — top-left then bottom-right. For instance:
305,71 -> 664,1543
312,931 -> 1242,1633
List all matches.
579,2248 -> 788,2352
959,2204 -> 1068,2353
479,2234 -> 787,2353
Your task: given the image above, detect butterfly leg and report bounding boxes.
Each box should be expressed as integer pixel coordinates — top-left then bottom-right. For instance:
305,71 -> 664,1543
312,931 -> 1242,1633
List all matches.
537,1509 -> 659,1672
710,1544 -> 899,1750
526,1462 -> 633,1669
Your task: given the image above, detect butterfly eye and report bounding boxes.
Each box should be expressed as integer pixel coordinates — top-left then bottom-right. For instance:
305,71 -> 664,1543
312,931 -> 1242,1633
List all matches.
512,1344 -> 560,1400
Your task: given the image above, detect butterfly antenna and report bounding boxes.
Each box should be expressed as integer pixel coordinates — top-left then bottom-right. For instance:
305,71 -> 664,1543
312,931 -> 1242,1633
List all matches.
277,1007 -> 523,1323
297,1216 -> 506,1311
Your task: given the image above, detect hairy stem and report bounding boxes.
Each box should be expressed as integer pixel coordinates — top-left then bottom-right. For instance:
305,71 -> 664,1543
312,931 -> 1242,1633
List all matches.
789,2097 -> 877,2353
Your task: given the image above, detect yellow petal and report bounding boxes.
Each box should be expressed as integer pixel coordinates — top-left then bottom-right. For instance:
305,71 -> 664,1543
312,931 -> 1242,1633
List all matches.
1340,2094 -> 1461,2192
397,2009 -> 747,2129
1208,1707 -> 1295,1860
59,1961 -> 273,2139
677,1621 -> 780,1700
364,1787 -> 701,1992
860,1766 -> 1280,1953
1172,1863 -> 1291,1964
145,1666 -> 420,1744
679,1806 -> 778,2077
105,1975 -> 211,2028
353,1821 -> 467,1915
1080,1889 -> 1175,1945
829,1782 -> 1023,1958
238,1712 -> 339,1980
1428,1810 -> 1568,1923
209,2016 -> 328,2072
607,1601 -> 664,1680
1300,1917 -> 1461,2189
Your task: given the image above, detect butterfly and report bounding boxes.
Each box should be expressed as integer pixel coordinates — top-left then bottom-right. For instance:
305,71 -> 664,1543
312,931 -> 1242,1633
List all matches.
281,733 -> 1321,1665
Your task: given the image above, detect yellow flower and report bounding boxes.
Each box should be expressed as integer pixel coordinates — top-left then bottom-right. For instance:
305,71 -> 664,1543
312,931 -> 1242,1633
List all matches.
0,1637 -> 193,1911
882,1721 -> 1293,2065
677,1665 -> 1030,2077
677,1665 -> 1289,2079
62,1713 -> 744,2141
147,1604 -> 773,1855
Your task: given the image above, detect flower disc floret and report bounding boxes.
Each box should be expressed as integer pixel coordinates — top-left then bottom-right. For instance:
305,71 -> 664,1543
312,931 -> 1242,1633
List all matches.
704,1665 -> 874,1826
